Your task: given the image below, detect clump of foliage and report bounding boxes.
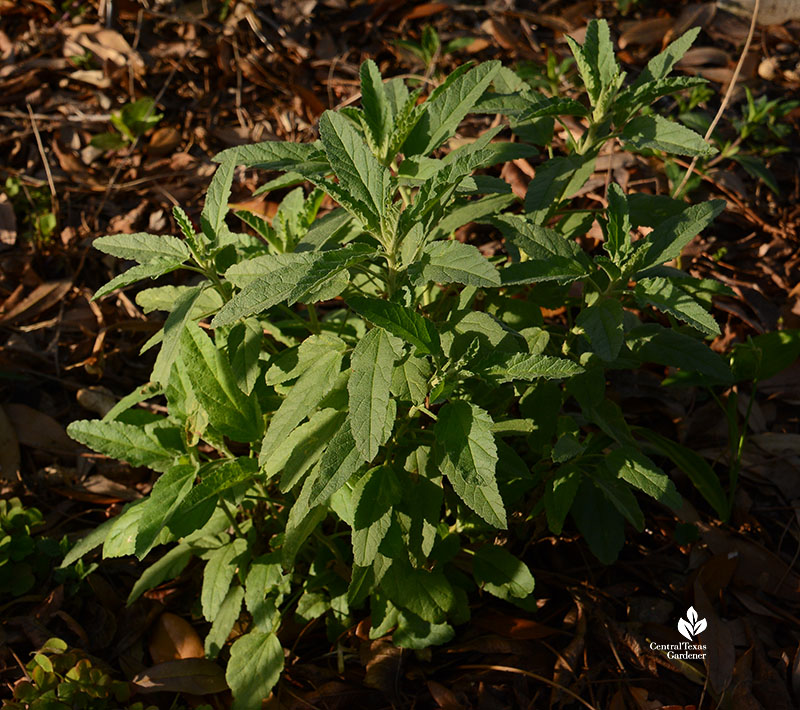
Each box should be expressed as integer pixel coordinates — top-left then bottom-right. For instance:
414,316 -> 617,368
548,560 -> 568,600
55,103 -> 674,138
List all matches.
0,498 -> 92,599
91,97 -> 163,151
2,638 -> 153,710
672,85 -> 800,196
2,177 -> 56,243
65,20 -> 739,707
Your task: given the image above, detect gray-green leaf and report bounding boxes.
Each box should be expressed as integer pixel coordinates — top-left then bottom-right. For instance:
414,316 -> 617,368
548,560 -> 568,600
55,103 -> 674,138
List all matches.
180,323 -> 263,442
435,401 -> 506,528
348,327 -> 401,462
412,240 -> 500,288
226,631 -> 284,710
622,115 -> 715,157
93,232 -> 190,264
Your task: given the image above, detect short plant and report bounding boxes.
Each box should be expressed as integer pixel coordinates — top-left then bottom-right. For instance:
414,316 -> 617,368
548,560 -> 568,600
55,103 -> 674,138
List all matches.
0,498 -> 92,600
671,85 -> 800,196
66,21 -> 735,707
2,638 -> 153,710
2,177 -> 56,243
395,25 -> 475,77
91,97 -> 163,151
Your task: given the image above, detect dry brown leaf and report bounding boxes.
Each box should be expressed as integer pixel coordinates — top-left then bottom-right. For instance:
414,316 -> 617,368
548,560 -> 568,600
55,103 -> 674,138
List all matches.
149,612 -> 205,664
6,403 -> 77,454
132,659 -> 228,695
0,280 -> 71,325
481,18 -> 519,51
719,0 -> 800,25
693,579 -> 735,695
0,192 -> 16,247
678,47 -> 731,67
148,126 -> 182,157
76,387 -> 117,417
361,638 -> 402,699
618,17 -> 674,49
0,404 -> 21,480
473,611 -> 557,639
701,527 -> 800,601
403,3 -> 449,21
427,680 -> 464,710
500,161 -> 530,200
671,3 -> 717,37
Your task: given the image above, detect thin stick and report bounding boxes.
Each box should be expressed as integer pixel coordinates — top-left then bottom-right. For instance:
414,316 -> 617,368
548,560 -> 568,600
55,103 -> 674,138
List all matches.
459,664 -> 599,710
26,103 -> 57,207
673,0 -> 760,197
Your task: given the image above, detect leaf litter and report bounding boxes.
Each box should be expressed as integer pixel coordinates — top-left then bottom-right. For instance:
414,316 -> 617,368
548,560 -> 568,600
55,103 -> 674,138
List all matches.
0,1 -> 799,708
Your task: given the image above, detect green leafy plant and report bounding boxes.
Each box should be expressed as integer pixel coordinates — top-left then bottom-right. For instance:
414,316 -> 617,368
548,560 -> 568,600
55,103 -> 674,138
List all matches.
2,177 -> 56,243
0,498 -> 92,600
395,25 -> 475,77
91,98 -> 163,151
672,85 -> 799,196
2,638 -> 153,710
65,20 -> 735,707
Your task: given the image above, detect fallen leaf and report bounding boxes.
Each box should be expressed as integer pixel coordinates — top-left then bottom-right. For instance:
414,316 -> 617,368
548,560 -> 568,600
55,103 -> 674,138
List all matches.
6,403 -> 77,454
472,611 -> 557,639
149,612 -> 205,664
76,387 -> 117,417
148,126 -> 182,156
403,3 -> 449,21
0,405 -> 21,480
427,680 -> 464,710
678,47 -> 731,68
132,659 -> 228,695
361,638 -> 402,700
618,17 -> 674,49
694,578 -> 734,695
0,192 -> 16,247
0,280 -> 71,325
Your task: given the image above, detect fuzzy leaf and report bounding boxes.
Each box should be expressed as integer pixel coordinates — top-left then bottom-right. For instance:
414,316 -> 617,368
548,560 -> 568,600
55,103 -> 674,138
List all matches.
606,447 -> 682,510
214,140 -> 325,170
319,111 -> 391,230
135,463 -> 197,558
435,401 -> 506,528
93,232 -> 190,264
260,343 -> 344,461
205,585 -> 244,659
180,323 -> 262,442
67,419 -> 175,471
633,27 -> 701,87
635,200 -> 725,270
201,159 -> 236,241
360,59 -> 391,156
347,296 -> 441,355
227,632 -> 283,710
403,61 -> 501,156
412,240 -> 500,288
201,538 -> 248,621
576,299 -> 625,361
473,545 -> 535,601
622,115 -> 715,157
635,277 -> 720,335
308,420 -> 365,506
348,327 -> 401,462
213,244 -> 375,327
481,352 -> 584,382
152,285 -> 206,386
93,257 -> 185,301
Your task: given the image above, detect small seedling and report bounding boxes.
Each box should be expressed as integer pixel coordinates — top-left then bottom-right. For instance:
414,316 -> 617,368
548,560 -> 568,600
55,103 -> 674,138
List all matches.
92,97 -> 163,151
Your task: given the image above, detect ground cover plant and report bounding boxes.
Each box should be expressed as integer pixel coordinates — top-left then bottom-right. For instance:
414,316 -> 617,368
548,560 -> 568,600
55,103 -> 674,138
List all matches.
53,20 -> 771,707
